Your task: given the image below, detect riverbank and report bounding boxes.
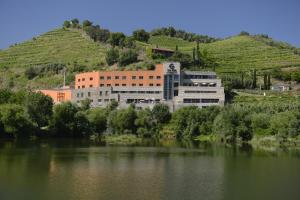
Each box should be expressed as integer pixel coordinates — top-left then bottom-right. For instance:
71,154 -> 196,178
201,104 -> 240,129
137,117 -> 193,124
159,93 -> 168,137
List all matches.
97,134 -> 300,150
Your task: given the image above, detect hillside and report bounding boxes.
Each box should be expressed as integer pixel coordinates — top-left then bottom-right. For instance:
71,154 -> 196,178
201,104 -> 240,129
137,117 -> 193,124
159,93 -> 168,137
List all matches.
1,27 -> 300,89
0,28 -> 108,89
0,28 -> 107,68
146,35 -> 300,72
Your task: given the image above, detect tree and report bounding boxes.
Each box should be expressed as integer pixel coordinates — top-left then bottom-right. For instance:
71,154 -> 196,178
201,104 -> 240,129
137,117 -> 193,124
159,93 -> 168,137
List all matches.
252,69 -> 257,89
82,20 -> 92,28
87,108 -> 107,134
239,31 -> 250,36
169,51 -> 193,67
118,49 -> 138,66
80,98 -> 92,111
196,41 -> 202,67
0,89 -> 12,104
50,102 -> 90,137
152,103 -> 171,125
25,66 -> 38,80
107,105 -> 137,134
0,104 -> 35,138
109,32 -> 126,46
63,20 -> 71,28
71,18 -> 80,28
132,29 -> 150,42
135,108 -> 154,137
24,92 -> 53,128
105,48 -> 119,66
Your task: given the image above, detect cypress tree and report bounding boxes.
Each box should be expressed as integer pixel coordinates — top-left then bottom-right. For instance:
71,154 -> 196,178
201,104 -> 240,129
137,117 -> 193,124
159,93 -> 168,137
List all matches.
196,40 -> 201,67
253,69 -> 257,89
267,74 -> 271,90
263,74 -> 267,90
192,48 -> 196,65
241,72 -> 244,88
175,45 -> 178,51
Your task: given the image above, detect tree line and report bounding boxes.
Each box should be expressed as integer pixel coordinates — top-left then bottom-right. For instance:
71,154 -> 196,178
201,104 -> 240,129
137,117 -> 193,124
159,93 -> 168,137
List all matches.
1,89 -> 300,144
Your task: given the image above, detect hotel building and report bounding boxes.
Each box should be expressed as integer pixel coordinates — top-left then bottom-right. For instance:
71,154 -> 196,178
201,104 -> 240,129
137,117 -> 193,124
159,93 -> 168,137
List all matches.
39,62 -> 225,111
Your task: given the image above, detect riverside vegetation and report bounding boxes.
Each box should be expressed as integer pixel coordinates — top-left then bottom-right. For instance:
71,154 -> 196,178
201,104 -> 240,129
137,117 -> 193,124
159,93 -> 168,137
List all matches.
0,89 -> 300,148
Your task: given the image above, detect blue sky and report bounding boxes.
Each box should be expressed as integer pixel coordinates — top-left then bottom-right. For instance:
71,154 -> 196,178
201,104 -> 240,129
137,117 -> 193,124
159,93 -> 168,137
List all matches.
0,0 -> 299,49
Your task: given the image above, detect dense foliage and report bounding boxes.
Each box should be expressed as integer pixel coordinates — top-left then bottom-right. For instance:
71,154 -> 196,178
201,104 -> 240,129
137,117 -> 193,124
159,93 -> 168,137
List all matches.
150,26 -> 219,43
1,89 -> 299,144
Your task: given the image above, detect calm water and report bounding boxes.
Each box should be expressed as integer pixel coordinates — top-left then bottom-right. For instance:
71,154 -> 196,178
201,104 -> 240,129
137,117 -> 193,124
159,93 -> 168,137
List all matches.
0,139 -> 300,200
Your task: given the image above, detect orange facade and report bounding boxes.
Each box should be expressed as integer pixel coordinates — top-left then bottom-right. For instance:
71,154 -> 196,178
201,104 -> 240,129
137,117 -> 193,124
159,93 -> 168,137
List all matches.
75,64 -> 164,89
38,89 -> 72,103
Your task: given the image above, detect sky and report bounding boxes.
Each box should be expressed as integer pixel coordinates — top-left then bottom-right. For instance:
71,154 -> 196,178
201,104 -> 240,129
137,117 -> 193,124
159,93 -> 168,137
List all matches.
0,0 -> 299,49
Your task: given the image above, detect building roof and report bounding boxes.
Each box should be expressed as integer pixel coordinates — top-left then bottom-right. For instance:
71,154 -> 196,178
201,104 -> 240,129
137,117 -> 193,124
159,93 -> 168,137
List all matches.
183,71 -> 217,75
152,47 -> 175,52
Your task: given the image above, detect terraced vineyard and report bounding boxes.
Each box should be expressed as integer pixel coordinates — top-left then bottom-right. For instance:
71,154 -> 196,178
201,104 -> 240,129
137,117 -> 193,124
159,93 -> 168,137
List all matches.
1,28 -> 300,89
146,35 -> 300,72
0,28 -> 107,69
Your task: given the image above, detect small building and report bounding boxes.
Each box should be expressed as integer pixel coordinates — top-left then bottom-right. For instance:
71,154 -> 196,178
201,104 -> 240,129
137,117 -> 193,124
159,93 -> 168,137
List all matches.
270,84 -> 290,92
151,47 -> 174,58
37,87 -> 72,103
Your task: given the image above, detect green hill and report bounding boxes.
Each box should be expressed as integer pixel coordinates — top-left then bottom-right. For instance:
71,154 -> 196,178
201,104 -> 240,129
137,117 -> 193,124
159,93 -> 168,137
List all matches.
0,28 -> 107,68
0,28 -> 108,89
1,27 -> 300,89
146,35 -> 300,72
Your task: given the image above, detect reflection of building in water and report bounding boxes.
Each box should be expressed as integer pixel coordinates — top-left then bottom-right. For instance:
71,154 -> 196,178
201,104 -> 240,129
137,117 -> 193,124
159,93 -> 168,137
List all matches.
39,62 -> 225,111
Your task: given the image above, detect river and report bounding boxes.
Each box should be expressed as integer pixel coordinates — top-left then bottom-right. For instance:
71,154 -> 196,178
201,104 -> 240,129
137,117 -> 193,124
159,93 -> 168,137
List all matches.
0,139 -> 299,200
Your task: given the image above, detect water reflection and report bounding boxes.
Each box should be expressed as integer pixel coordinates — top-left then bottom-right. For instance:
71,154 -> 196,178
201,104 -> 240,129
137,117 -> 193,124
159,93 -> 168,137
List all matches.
0,139 -> 299,200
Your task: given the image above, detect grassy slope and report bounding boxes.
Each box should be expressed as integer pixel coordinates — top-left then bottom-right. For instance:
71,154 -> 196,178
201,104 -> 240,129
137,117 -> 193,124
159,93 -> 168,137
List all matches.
0,28 -> 108,89
146,36 -> 300,72
1,28 -> 300,89
0,28 -> 107,68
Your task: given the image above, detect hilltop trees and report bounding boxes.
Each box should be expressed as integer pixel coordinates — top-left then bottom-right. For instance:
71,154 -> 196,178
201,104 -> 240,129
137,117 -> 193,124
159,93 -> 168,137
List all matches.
63,20 -> 71,28
133,29 -> 150,42
109,32 -> 126,47
150,26 -> 219,43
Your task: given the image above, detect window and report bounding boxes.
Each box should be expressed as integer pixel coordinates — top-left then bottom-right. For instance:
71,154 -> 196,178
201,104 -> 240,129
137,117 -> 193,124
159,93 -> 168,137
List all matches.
149,76 -> 154,79
81,93 -> 84,97
122,76 -> 126,80
107,84 -> 111,86
132,76 -> 136,80
104,99 -> 109,102
90,77 -> 93,80
99,91 -> 102,96
98,99 -> 102,102
149,83 -> 154,86
88,92 -> 91,97
82,85 -> 85,88
89,85 -> 93,88
82,78 -> 85,81
78,79 -> 81,82
139,76 -> 143,79
107,76 -> 111,80
139,83 -> 143,86
115,83 -> 119,86
157,84 -> 161,86
115,76 -> 119,79
78,86 -> 80,89
77,93 -> 79,97
105,91 -> 109,96
100,76 -> 104,80
132,83 -> 136,86
100,84 -> 104,87
156,76 -> 161,79
122,84 -> 126,86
